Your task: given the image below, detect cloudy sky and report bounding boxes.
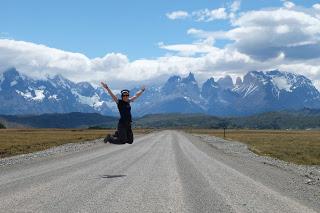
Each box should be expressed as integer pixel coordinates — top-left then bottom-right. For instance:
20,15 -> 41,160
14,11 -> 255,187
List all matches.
1,0 -> 320,89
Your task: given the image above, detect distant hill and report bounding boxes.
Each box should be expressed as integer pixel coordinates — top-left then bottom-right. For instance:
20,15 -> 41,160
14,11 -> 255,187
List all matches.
228,108 -> 320,129
0,112 -> 118,128
135,108 -> 320,129
1,108 -> 320,129
134,113 -> 225,128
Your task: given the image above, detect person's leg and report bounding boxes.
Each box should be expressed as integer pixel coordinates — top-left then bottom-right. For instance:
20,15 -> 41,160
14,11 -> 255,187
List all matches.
113,130 -> 119,138
109,123 -> 127,144
103,134 -> 110,143
127,124 -> 134,144
105,123 -> 127,144
104,129 -> 119,143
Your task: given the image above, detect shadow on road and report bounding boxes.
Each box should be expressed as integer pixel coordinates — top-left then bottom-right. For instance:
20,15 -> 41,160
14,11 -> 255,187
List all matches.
99,175 -> 127,179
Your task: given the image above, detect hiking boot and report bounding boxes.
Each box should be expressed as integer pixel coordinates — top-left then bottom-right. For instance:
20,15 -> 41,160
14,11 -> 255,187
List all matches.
126,140 -> 133,144
104,134 -> 111,143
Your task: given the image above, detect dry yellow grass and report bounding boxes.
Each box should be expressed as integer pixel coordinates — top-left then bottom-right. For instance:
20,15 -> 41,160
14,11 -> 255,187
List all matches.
0,128 -> 153,158
186,129 -> 320,165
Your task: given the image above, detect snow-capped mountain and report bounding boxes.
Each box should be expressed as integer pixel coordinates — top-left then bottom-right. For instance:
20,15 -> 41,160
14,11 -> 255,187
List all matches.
0,68 -> 320,116
0,68 -> 113,115
132,72 -> 205,115
231,70 -> 320,115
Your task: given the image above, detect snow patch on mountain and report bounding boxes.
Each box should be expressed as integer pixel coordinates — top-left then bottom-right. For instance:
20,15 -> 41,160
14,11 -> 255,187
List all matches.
272,76 -> 292,92
0,73 -> 4,91
48,94 -> 59,101
104,100 -> 118,113
10,80 -> 18,87
33,90 -> 45,101
16,90 -> 33,99
71,90 -> 103,109
49,75 -> 71,89
16,89 -> 45,101
244,84 -> 258,97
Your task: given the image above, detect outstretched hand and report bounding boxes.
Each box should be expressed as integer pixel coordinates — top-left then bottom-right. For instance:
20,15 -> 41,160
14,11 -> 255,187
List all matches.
101,82 -> 108,89
140,85 -> 146,91
101,82 -> 118,103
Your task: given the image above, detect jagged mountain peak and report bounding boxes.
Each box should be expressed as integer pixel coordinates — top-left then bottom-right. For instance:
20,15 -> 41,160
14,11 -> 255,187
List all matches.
234,70 -> 320,114
0,68 -> 32,91
162,72 -> 199,95
167,75 -> 181,83
165,72 -> 197,84
242,71 -> 273,87
267,70 -> 313,88
235,77 -> 242,86
217,75 -> 234,89
2,67 -> 27,81
49,74 -> 70,82
201,77 -> 219,98
3,67 -> 20,76
76,81 -> 94,89
243,70 -> 314,93
203,77 -> 217,87
48,74 -> 75,89
182,72 -> 196,83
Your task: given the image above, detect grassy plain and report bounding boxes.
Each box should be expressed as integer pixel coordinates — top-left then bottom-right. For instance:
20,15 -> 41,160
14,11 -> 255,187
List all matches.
0,128 -> 153,158
186,129 -> 320,165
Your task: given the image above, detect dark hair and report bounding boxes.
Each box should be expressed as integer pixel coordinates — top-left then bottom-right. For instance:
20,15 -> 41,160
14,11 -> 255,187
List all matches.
121,89 -> 130,97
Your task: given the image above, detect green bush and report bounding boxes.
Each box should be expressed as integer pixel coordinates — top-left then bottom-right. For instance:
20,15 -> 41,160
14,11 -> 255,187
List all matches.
0,122 -> 5,129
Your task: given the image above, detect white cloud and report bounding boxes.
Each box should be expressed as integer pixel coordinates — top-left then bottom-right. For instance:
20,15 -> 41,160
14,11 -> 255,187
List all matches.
230,0 -> 241,12
159,39 -> 218,56
92,53 -> 128,70
162,5 -> 320,90
0,39 -> 224,88
166,11 -> 189,20
283,1 -> 295,9
228,1 -> 241,21
2,3 -> 320,91
167,3 -> 241,23
313,3 -> 320,10
228,8 -> 320,60
0,38 -> 260,89
192,8 -> 228,22
0,39 -> 131,86
275,25 -> 290,34
187,28 -> 228,40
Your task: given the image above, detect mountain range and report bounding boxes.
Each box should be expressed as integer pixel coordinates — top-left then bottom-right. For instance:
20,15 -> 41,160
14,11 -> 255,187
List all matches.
1,67 -> 320,116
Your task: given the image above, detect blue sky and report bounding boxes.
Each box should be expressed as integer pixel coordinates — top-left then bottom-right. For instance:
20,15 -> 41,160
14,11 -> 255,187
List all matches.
1,0 -> 320,89
1,0 -> 319,59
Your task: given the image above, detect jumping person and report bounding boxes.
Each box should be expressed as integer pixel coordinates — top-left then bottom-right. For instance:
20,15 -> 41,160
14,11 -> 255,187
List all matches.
101,82 -> 145,144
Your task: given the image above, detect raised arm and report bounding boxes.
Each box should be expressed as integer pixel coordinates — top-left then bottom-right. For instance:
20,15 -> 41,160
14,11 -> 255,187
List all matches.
130,86 -> 146,102
101,82 -> 118,103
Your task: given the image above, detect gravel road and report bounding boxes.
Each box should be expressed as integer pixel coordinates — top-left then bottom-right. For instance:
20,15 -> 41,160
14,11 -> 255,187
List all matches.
0,130 -> 319,213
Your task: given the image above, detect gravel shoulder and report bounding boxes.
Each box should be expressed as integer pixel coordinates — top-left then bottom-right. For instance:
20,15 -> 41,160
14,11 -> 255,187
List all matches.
0,138 -> 105,168
0,134 -> 145,170
188,132 -> 320,211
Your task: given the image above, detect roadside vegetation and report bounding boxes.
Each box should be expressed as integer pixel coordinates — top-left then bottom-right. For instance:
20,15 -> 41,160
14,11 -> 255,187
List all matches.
0,128 -> 153,158
0,123 -> 5,129
186,129 -> 320,165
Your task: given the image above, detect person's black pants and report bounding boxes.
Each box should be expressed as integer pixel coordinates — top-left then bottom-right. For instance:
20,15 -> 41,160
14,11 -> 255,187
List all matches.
108,122 -> 133,144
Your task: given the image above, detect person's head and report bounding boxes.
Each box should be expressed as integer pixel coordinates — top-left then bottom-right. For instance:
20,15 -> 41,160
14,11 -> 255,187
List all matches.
121,89 -> 130,102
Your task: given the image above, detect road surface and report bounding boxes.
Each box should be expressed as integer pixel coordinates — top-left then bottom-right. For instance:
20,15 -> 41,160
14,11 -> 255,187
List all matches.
0,130 -> 319,212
